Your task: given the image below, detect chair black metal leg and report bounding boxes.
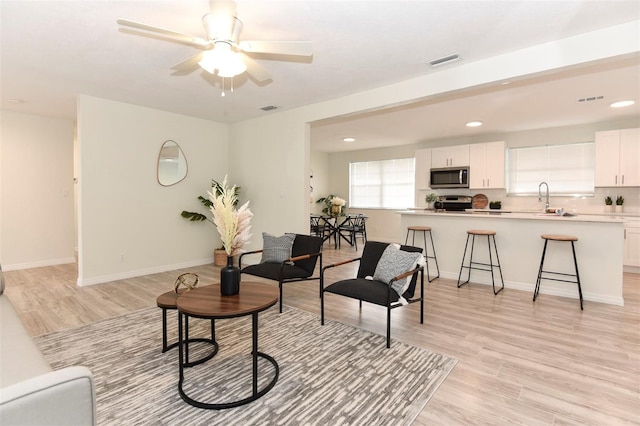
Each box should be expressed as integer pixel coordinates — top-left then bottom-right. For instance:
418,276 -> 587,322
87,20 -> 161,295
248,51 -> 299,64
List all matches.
279,282 -> 283,313
487,235 -> 496,294
386,305 -> 391,349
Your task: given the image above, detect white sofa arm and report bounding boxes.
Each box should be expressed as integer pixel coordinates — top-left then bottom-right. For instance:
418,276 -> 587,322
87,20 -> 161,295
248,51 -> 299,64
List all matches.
0,366 -> 96,426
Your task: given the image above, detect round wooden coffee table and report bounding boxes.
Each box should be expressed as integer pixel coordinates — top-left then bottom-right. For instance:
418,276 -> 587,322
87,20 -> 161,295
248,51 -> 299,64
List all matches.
176,281 -> 279,409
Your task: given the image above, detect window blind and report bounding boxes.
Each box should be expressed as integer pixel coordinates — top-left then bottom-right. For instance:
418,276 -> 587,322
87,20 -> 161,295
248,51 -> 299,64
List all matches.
349,158 -> 415,208
506,142 -> 595,195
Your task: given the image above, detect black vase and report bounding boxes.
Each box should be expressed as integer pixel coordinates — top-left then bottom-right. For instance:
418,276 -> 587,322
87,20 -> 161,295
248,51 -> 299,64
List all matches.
220,256 -> 240,296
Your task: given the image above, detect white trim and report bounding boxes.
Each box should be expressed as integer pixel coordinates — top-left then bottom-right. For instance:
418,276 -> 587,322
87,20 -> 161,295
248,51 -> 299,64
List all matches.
3,257 -> 76,272
76,258 -> 213,286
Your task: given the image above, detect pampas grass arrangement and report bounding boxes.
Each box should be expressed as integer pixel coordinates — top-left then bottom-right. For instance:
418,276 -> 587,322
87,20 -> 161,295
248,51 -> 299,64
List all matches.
209,176 -> 253,256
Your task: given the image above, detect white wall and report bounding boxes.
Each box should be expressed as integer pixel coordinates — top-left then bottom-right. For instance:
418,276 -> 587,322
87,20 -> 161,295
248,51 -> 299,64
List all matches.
229,21 -> 639,249
0,110 -> 75,269
76,96 -> 228,285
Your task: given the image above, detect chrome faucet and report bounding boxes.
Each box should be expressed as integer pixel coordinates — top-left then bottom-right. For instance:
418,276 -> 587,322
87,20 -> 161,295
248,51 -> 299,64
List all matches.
538,181 -> 549,211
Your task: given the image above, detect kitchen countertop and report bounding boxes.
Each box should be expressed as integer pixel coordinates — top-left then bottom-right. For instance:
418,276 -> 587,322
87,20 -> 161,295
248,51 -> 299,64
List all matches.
399,209 -> 627,223
399,208 -> 625,306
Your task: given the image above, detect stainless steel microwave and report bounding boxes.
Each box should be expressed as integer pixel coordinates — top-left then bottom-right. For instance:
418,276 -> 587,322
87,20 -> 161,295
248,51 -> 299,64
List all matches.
430,167 -> 470,188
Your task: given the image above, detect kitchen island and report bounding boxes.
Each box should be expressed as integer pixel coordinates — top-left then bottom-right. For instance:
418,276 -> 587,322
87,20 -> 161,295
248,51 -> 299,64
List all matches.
399,210 -> 625,306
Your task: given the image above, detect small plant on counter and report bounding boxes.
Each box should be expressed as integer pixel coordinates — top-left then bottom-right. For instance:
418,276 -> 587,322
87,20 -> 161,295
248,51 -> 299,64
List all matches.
605,196 -> 613,205
489,201 -> 502,210
616,195 -> 624,206
425,193 -> 440,203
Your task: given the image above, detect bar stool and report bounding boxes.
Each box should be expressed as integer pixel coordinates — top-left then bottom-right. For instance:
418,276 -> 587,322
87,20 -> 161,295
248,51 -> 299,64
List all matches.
533,234 -> 583,310
457,229 -> 504,295
156,290 -> 218,366
405,225 -> 440,282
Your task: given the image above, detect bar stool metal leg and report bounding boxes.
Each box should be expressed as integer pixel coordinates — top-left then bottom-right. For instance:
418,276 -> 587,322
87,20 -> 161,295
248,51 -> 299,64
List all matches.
490,234 -> 504,295
533,240 -> 548,302
457,234 -> 472,288
457,231 -> 504,294
571,241 -> 584,309
533,234 -> 583,310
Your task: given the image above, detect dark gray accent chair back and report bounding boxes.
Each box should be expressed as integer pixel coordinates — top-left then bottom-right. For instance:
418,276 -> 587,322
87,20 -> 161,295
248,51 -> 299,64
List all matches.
240,234 -> 323,313
321,241 -> 424,348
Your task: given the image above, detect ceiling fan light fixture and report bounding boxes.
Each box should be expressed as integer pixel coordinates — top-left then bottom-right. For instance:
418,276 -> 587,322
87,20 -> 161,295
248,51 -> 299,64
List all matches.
198,43 -> 247,77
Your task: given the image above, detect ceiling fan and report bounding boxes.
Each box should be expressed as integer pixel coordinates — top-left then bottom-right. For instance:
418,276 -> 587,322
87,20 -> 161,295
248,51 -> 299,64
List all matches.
117,0 -> 312,83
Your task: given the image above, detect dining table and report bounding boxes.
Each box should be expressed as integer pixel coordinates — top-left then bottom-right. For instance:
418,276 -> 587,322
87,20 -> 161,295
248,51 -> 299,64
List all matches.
319,215 -> 355,249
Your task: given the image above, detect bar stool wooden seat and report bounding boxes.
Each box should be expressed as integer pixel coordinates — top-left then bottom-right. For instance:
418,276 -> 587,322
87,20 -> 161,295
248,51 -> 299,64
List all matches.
457,229 -> 504,295
405,225 -> 440,282
533,234 -> 583,310
156,290 -> 217,366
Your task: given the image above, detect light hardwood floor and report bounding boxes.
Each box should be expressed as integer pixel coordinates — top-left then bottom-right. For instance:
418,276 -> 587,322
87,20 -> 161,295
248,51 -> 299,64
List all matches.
4,245 -> 639,425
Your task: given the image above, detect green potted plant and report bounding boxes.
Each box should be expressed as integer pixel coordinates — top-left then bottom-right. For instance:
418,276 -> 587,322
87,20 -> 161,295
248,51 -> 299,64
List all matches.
489,201 -> 502,210
605,195 -> 613,213
181,178 -> 241,266
316,195 -> 347,217
425,193 -> 439,210
615,195 -> 624,213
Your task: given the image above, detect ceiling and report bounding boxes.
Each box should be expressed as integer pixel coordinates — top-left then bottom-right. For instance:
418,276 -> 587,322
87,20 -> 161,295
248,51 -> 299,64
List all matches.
1,1 -> 639,152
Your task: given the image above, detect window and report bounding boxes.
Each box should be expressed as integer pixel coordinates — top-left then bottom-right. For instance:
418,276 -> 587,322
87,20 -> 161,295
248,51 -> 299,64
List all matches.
349,158 -> 415,208
506,142 -> 595,196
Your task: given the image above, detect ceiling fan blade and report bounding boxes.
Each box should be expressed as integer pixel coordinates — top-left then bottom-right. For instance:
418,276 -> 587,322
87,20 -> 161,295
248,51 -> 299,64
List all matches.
239,41 -> 312,57
170,53 -> 204,75
117,18 -> 210,48
242,55 -> 272,82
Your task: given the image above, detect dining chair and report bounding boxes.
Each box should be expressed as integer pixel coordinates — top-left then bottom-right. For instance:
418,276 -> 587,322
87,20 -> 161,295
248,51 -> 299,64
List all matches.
338,214 -> 368,250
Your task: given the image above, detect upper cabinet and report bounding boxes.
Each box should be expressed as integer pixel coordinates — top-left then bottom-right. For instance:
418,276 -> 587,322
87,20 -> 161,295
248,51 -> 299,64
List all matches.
414,148 -> 431,190
595,128 -> 640,187
469,141 -> 506,189
431,145 -> 470,168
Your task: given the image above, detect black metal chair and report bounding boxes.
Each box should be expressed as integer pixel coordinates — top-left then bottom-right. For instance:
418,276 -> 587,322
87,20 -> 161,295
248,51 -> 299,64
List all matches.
338,214 -> 368,250
310,215 -> 327,239
321,241 -> 424,348
240,234 -> 323,313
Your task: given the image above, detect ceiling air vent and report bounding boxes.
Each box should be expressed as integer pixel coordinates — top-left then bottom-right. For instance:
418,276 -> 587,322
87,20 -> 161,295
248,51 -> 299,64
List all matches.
577,96 -> 604,103
427,53 -> 460,67
260,105 -> 279,111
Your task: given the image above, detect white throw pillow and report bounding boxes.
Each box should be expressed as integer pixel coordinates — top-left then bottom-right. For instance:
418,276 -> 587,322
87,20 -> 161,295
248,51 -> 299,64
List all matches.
373,244 -> 422,297
261,233 -> 296,263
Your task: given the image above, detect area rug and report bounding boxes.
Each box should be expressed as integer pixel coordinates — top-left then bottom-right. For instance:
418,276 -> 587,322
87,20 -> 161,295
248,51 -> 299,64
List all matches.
34,305 -> 457,425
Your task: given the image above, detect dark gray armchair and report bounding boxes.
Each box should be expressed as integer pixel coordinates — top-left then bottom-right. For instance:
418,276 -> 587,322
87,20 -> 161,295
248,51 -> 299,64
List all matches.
321,241 -> 424,348
239,234 -> 323,313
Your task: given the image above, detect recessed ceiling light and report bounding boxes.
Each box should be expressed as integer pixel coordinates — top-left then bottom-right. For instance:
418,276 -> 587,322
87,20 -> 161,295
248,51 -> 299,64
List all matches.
343,137 -> 356,142
466,121 -> 483,128
610,100 -> 635,108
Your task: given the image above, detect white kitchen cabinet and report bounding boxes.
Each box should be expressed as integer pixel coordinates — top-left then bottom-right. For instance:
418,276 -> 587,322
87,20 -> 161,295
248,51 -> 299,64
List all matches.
431,145 -> 469,168
469,141 -> 505,189
624,218 -> 640,267
414,148 -> 431,190
595,128 -> 640,187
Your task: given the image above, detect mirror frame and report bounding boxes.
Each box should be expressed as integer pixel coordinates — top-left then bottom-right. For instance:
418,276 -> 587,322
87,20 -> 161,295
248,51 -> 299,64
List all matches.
157,140 -> 188,186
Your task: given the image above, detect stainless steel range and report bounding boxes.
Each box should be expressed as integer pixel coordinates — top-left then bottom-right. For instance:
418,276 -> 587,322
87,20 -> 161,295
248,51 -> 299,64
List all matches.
434,195 -> 472,211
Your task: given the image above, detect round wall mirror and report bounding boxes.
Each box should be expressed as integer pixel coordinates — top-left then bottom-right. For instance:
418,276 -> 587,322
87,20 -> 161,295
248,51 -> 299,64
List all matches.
157,140 -> 187,186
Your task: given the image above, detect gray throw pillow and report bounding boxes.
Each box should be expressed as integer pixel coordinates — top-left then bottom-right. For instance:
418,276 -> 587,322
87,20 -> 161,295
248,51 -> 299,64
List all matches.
261,233 -> 296,263
373,244 -> 422,297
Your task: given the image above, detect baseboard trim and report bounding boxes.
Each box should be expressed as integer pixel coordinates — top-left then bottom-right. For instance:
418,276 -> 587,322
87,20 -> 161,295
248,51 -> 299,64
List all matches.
3,257 -> 76,271
437,271 -> 624,307
76,258 -> 213,286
